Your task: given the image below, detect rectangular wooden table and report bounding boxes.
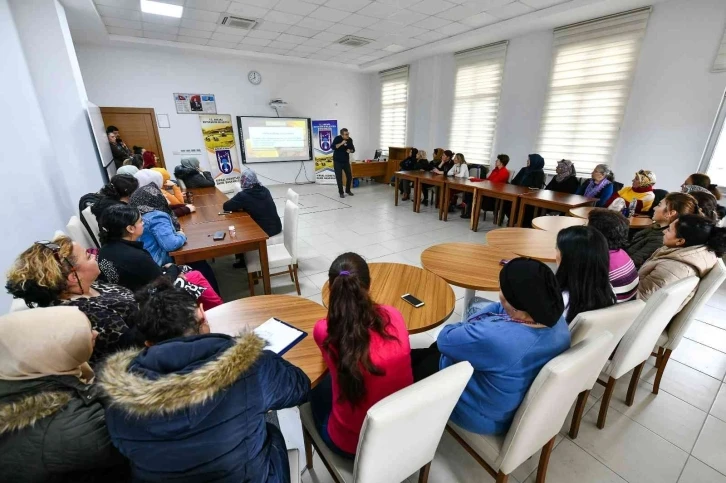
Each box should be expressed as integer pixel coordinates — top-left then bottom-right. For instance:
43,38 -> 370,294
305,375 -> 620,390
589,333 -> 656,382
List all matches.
174,187 -> 272,294
472,182 -> 533,231
517,190 -> 597,227
393,171 -> 422,211
442,177 -> 479,226
412,172 -> 447,219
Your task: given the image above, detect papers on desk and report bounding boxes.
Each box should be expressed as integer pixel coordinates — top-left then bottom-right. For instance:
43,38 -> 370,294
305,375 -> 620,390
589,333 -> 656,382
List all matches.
254,318 -> 307,356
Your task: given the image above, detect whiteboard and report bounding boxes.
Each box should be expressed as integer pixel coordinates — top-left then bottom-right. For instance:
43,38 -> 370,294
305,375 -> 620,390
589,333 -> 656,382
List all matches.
85,101 -> 114,181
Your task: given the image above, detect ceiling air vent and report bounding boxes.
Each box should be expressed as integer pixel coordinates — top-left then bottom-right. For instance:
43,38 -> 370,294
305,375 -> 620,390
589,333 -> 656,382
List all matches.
337,35 -> 372,47
219,15 -> 258,30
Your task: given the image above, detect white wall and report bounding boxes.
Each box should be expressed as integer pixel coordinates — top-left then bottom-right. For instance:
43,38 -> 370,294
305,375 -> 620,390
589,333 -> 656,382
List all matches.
75,45 -> 376,185
0,0 -> 85,311
371,0 -> 726,191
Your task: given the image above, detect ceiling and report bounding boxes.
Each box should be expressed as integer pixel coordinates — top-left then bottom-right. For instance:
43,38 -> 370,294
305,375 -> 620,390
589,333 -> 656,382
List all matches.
86,0 -> 571,66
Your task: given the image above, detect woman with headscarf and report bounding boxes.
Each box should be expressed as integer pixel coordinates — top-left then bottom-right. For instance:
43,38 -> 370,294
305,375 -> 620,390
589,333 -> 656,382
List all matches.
151,167 -> 196,217
223,169 -> 282,238
576,164 -> 615,207
117,165 -> 139,177
0,307 -> 129,482
174,157 -> 215,188
606,169 -> 657,214
511,154 -> 546,189
410,258 -> 570,435
546,159 -> 579,194
133,168 -> 163,191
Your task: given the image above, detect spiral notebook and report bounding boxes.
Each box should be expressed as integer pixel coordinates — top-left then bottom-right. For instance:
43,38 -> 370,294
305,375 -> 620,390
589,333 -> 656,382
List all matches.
253,318 -> 307,356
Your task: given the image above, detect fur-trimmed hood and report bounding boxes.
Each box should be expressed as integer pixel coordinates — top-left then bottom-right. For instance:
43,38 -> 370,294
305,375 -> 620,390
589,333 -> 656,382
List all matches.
99,332 -> 265,417
0,390 -> 72,435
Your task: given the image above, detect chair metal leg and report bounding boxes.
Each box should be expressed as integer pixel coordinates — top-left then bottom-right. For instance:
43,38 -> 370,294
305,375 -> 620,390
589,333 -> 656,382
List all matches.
569,389 -> 590,439
247,271 -> 255,297
303,428 -> 313,469
626,361 -> 646,406
653,349 -> 672,395
535,437 -> 556,483
293,264 -> 301,296
495,471 -> 509,483
418,462 -> 431,483
597,377 -> 617,429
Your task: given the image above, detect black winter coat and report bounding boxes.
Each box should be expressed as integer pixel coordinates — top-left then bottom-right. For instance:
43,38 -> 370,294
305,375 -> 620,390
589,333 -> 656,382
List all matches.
98,240 -> 166,292
545,176 -> 580,194
100,333 -> 310,483
0,376 -> 128,483
626,224 -> 666,268
223,185 -> 282,237
173,165 -> 216,188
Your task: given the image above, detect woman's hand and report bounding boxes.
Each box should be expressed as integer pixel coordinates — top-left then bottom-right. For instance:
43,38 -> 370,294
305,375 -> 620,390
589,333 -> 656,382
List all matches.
186,204 -> 196,212
165,180 -> 175,188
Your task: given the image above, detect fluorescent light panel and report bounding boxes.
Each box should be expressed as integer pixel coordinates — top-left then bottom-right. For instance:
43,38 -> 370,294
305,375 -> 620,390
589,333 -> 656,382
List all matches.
140,0 -> 183,18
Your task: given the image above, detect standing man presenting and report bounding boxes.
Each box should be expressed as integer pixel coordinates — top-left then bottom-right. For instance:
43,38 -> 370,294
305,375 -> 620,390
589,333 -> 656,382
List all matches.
332,128 -> 355,198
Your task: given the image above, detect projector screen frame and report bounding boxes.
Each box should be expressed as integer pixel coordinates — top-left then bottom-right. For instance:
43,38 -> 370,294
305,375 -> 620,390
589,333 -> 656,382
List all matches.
236,115 -> 313,164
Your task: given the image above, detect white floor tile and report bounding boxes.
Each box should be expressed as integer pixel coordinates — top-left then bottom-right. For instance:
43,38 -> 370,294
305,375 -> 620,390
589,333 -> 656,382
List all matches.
695,305 -> 726,331
639,360 -> 721,413
573,404 -> 689,483
298,255 -> 334,276
678,457 -> 726,483
692,415 -> 726,476
710,384 -> 726,423
685,321 -> 726,353
671,338 -> 726,381
524,439 -> 627,483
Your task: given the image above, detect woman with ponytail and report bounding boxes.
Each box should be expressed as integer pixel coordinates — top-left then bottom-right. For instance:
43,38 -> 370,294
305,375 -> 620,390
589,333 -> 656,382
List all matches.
91,174 -> 139,218
310,253 -> 413,458
638,214 -> 726,307
682,173 -> 722,200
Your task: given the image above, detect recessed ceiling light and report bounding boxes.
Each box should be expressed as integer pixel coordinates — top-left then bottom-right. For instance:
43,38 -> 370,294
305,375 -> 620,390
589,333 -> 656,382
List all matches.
140,0 -> 183,18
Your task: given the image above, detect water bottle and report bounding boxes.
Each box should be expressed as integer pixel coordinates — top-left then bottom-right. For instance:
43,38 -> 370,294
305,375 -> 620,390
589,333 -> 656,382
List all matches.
628,199 -> 637,218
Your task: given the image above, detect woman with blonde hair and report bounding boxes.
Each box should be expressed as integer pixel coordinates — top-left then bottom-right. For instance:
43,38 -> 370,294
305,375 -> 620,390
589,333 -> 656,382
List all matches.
0,306 -> 128,482
6,236 -> 141,362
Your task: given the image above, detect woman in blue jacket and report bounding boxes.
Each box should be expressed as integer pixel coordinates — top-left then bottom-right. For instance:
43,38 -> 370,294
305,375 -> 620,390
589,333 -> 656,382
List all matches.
99,278 -> 310,483
576,163 -> 615,207
410,258 -> 570,435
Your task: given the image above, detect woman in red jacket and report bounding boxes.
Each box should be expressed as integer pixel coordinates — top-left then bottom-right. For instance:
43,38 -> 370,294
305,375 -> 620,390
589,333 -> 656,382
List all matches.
462,154 -> 511,218
310,252 -> 413,458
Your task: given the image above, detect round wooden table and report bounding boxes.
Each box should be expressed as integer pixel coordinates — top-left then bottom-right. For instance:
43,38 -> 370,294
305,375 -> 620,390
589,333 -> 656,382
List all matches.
421,243 -> 517,321
206,295 -> 328,386
569,207 -> 653,229
322,263 -> 455,334
486,228 -> 558,262
532,216 -> 587,232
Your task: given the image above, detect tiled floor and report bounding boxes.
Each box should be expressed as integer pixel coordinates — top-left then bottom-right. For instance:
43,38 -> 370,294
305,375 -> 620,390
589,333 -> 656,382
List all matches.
211,182 -> 726,483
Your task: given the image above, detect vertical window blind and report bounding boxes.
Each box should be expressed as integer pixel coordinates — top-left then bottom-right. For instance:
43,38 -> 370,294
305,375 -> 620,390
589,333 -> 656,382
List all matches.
449,41 -> 508,165
714,22 -> 726,72
379,66 -> 409,153
536,8 -> 651,173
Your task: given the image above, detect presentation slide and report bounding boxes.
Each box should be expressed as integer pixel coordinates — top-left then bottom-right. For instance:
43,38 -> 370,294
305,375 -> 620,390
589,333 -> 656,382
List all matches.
236,116 -> 312,164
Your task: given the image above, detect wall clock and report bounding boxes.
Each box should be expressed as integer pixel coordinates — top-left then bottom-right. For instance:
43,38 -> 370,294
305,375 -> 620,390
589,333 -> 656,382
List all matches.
248,70 -> 262,85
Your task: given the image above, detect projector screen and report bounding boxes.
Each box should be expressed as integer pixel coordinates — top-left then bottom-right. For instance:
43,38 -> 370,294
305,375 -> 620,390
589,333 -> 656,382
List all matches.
237,116 -> 312,164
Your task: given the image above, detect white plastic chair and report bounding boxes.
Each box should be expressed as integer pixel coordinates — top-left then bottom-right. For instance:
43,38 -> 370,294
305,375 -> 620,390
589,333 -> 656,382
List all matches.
288,449 -> 300,483
300,362 -> 474,483
594,276 -> 699,430
245,200 -> 300,295
651,259 -> 726,394
566,300 -> 645,438
448,331 -> 614,483
176,177 -> 187,190
80,206 -> 101,248
66,216 -> 94,250
286,188 -> 300,205
9,299 -> 30,313
268,189 -> 300,245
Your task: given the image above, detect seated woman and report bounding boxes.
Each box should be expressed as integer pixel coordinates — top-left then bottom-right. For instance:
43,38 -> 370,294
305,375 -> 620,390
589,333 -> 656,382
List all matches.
420,149 -> 440,206
117,164 -> 138,176
398,148 -> 419,201
91,174 -> 139,218
431,149 -> 455,175
606,170 -> 657,214
6,236 -> 141,362
223,169 -> 282,238
174,157 -> 215,188
690,190 -> 725,225
311,253 -> 412,457
152,167 -> 196,217
462,154 -> 511,219
503,154 -> 546,225
585,210 -> 640,302
681,173 -> 722,200
99,278 -> 309,482
626,193 -> 698,268
638,214 -> 726,306
142,151 -> 158,169
411,258 -> 570,434
134,167 -> 163,190
0,307 -> 128,482
98,204 -> 222,308
576,164 -> 615,207
448,153 -> 470,213
546,159 -> 579,194
555,226 -> 618,323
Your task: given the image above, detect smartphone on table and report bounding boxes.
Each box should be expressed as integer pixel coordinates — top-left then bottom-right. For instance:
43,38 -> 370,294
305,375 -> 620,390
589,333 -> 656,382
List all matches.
401,294 -> 424,308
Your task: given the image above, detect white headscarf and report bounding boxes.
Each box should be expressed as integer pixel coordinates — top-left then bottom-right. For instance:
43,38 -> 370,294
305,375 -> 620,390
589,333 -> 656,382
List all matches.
134,169 -> 163,189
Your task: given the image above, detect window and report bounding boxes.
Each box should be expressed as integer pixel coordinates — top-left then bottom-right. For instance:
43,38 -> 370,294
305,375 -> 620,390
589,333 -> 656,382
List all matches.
536,8 -> 651,173
714,21 -> 726,72
701,91 -> 726,185
450,41 -> 508,165
379,66 -> 409,153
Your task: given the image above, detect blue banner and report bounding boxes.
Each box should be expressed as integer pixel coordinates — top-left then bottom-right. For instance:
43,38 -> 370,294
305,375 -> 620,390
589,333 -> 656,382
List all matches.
312,120 -> 338,184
